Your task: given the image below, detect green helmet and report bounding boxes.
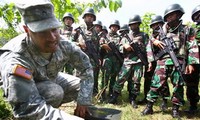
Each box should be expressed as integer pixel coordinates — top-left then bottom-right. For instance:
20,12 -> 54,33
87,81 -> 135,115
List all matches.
164,4 -> 184,22
109,20 -> 120,29
62,12 -> 74,22
82,7 -> 96,21
94,20 -> 102,27
128,15 -> 141,25
150,15 -> 164,28
119,24 -> 129,33
191,5 -> 200,22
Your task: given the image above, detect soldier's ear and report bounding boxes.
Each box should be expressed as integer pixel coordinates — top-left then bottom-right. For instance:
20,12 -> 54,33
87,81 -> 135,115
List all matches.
23,25 -> 29,33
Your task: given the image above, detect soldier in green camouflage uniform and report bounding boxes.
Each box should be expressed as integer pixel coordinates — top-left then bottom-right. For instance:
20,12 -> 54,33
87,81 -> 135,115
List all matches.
0,1 -> 94,119
109,15 -> 149,109
100,20 -> 122,101
61,12 -> 75,74
184,5 -> 200,114
140,15 -> 170,112
142,4 -> 199,118
77,8 -> 100,95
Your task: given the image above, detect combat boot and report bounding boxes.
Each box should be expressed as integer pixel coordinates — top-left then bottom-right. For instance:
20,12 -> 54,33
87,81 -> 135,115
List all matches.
160,99 -> 168,112
141,101 -> 154,115
108,91 -> 119,104
137,98 -> 147,105
172,104 -> 180,118
184,102 -> 198,114
129,94 -> 138,108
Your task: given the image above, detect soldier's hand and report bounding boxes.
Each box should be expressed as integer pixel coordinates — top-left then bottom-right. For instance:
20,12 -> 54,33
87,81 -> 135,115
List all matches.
147,62 -> 152,72
78,42 -> 86,49
153,39 -> 165,49
185,65 -> 194,74
101,44 -> 111,51
123,44 -> 133,52
74,104 -> 89,119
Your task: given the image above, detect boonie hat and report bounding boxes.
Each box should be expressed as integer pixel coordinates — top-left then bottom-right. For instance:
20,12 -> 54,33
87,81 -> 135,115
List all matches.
16,1 -> 61,32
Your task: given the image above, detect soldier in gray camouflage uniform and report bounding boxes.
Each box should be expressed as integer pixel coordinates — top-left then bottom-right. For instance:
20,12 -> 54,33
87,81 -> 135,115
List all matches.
0,1 -> 94,120
141,4 -> 199,118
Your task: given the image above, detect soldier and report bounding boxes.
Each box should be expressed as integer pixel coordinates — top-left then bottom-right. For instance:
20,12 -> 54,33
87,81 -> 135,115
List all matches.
139,15 -> 170,112
0,1 -> 94,119
141,4 -> 199,118
109,15 -> 149,109
100,20 -> 122,101
76,7 -> 100,95
183,5 -> 200,114
94,20 -> 103,34
61,12 -> 75,74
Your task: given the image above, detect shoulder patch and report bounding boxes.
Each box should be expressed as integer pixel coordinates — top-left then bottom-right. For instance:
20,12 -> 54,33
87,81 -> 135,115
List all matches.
12,65 -> 32,80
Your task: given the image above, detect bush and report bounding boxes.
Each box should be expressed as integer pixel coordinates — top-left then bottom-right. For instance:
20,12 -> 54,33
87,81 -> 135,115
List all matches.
0,89 -> 12,119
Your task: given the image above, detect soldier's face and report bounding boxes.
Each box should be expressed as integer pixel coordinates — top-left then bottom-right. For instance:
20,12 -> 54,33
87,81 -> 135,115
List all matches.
166,12 -> 178,23
63,17 -> 73,26
84,14 -> 95,23
27,27 -> 60,53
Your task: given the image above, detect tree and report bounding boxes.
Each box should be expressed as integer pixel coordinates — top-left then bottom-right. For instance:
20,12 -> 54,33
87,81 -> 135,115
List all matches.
0,0 -> 122,47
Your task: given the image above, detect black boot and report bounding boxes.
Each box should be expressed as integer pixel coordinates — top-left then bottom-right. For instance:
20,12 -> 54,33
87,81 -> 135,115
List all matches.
141,101 -> 154,115
129,94 -> 138,109
160,99 -> 168,112
184,102 -> 198,114
137,98 -> 147,105
172,104 -> 180,118
108,91 -> 119,104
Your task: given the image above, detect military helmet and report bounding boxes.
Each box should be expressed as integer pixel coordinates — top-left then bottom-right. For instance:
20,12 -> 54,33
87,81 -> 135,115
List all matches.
94,20 -> 102,27
191,5 -> 200,22
109,20 -> 120,29
119,24 -> 129,33
128,15 -> 141,25
164,3 -> 184,22
82,7 -> 96,21
62,12 -> 74,22
102,25 -> 108,33
150,15 -> 164,28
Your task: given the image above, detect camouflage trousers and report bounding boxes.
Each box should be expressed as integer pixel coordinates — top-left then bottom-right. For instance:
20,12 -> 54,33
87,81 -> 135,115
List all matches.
5,72 -> 82,119
143,61 -> 170,99
113,63 -> 143,96
101,56 -> 121,95
90,59 -> 100,95
147,60 -> 184,106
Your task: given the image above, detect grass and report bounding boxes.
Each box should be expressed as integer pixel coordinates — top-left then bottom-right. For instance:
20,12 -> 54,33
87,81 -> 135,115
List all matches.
0,77 -> 200,120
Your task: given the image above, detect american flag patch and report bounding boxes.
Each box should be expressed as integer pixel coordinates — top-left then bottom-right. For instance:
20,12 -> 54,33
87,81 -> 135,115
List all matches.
13,65 -> 32,80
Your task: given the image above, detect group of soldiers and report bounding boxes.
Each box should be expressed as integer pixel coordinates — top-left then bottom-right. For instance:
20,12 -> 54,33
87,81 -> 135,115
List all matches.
60,3 -> 200,118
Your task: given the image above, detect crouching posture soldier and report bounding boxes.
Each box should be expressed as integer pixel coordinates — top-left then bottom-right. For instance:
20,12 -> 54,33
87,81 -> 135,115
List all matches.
141,4 -> 199,118
141,15 -> 170,112
0,1 -> 94,119
109,15 -> 149,109
183,5 -> 200,114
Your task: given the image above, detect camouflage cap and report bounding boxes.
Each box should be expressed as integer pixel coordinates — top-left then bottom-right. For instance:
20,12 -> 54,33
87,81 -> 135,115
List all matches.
16,1 -> 61,32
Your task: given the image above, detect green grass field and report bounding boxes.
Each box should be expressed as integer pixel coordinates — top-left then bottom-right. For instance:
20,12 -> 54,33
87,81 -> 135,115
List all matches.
0,78 -> 200,120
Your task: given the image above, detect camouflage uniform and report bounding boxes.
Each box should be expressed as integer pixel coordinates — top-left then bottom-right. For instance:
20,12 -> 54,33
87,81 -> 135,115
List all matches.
109,16 -> 149,108
77,8 -> 100,95
61,13 -> 75,75
184,5 -> 200,114
0,1 -> 93,120
139,16 -> 170,109
100,20 -> 122,100
142,4 -> 199,118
